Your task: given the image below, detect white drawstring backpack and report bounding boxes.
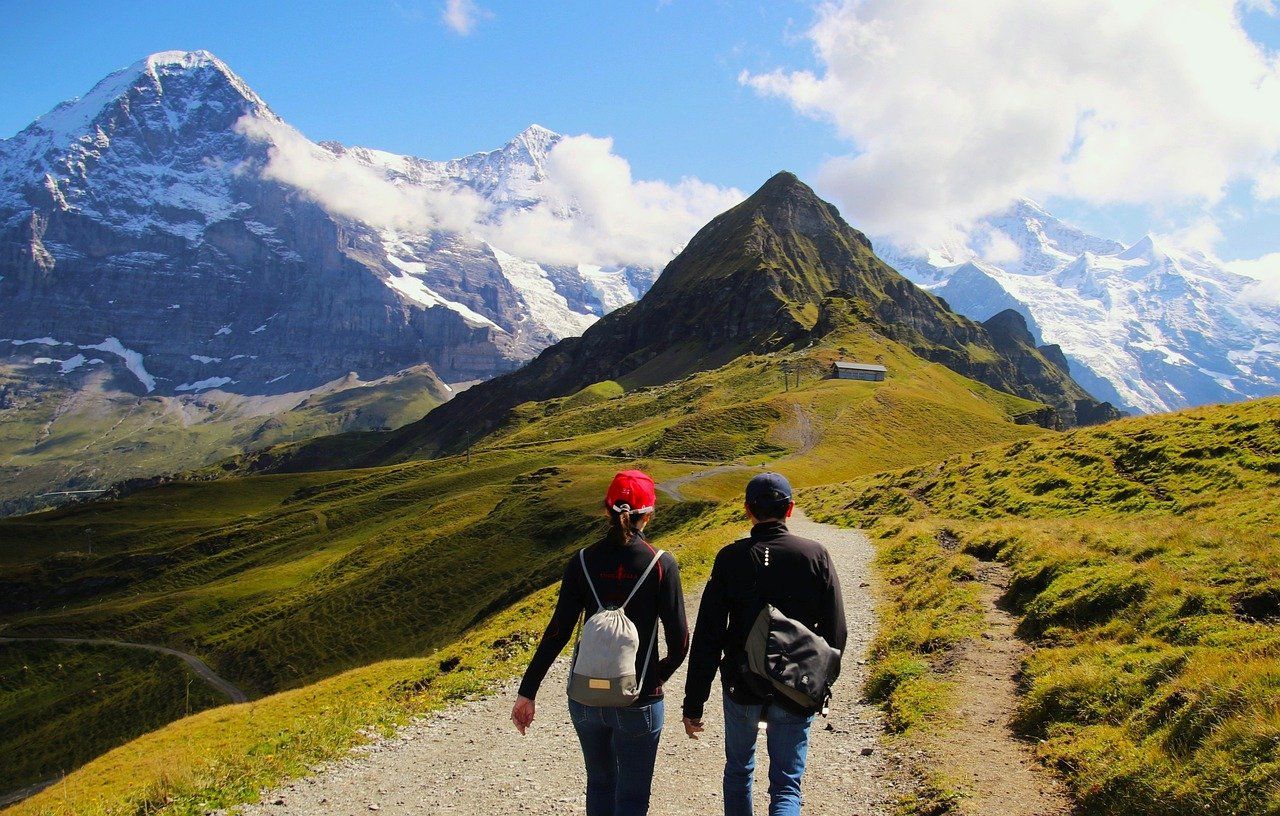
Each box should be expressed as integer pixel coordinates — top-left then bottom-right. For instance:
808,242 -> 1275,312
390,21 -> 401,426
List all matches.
567,547 -> 665,707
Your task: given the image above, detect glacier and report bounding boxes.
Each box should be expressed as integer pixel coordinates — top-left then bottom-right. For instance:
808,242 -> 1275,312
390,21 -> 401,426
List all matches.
879,201 -> 1280,414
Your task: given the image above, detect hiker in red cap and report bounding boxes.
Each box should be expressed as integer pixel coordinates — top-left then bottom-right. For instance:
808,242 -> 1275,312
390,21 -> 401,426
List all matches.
512,470 -> 688,816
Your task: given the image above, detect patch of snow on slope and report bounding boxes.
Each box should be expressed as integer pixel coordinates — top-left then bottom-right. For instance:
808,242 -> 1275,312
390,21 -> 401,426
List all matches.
8,337 -> 70,346
489,245 -> 597,339
59,354 -> 87,373
577,264 -> 642,314
79,337 -> 156,392
176,376 -> 234,392
383,256 -> 501,329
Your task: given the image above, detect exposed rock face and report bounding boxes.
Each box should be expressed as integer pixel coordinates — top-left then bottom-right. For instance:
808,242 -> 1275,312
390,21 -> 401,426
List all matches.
0,52 -> 657,396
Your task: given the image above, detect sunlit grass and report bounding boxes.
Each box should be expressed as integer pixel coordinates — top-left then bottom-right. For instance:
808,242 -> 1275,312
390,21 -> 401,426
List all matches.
808,396 -> 1280,815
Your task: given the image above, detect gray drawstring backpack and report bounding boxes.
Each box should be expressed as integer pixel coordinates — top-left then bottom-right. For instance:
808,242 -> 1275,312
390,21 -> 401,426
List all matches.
567,548 -> 665,707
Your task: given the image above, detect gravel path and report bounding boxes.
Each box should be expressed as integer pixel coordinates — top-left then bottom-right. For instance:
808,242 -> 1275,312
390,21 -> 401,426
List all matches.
234,509 -> 904,815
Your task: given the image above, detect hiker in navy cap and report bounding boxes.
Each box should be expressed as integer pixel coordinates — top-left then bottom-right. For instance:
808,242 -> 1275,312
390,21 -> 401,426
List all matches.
682,472 -> 848,816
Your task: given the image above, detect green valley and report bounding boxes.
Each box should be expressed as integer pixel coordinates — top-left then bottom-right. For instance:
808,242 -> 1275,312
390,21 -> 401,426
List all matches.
0,362 -> 452,516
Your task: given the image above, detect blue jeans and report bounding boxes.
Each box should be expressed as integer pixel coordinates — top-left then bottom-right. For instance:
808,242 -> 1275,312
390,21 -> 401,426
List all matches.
568,697 -> 664,816
722,692 -> 815,816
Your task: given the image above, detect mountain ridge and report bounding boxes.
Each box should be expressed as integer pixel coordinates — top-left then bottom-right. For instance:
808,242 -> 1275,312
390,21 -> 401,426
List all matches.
882,201 -> 1280,413
0,50 -> 659,398
229,171 -> 1118,473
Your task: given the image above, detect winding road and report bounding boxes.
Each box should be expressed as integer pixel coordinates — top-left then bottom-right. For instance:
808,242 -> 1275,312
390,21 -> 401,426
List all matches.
0,636 -> 248,703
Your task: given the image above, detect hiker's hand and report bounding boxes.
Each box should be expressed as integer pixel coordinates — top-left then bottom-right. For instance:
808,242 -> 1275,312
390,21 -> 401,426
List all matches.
683,717 -> 704,739
512,695 -> 535,735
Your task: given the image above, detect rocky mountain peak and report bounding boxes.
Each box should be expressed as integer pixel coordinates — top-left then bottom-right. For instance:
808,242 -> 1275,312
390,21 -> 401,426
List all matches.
10,50 -> 268,153
649,171 -> 871,304
1,49 -> 276,217
507,124 -> 560,162
982,308 -> 1036,346
742,171 -> 850,237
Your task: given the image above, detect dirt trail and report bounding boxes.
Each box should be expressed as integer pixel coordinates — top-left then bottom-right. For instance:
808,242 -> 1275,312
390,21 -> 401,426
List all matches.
0,636 -> 248,703
925,563 -> 1075,816
654,464 -> 755,502
654,403 -> 817,504
234,510 -> 905,816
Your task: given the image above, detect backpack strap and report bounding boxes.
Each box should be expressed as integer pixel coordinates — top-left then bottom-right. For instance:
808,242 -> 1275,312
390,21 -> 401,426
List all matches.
635,612 -> 661,690
620,550 -> 665,608
578,549 -> 603,609
631,550 -> 666,689
579,548 -> 664,610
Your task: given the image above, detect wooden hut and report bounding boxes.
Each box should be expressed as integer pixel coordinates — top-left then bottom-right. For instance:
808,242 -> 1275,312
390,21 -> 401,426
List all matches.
830,361 -> 887,382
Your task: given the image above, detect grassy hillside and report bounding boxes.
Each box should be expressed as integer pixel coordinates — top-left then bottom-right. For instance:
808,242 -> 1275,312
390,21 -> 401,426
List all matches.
0,305 -> 1049,809
807,397 -> 1280,815
0,362 -> 449,516
2,502 -> 744,816
0,641 -> 225,793
1,314 -> 1045,690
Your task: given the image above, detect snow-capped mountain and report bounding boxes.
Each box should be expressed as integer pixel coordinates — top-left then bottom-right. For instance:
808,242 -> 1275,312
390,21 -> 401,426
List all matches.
880,201 -> 1280,413
0,51 -> 656,395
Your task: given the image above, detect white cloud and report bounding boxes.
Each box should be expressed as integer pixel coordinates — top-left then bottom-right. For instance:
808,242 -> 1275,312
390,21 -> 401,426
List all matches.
1158,218 -> 1226,257
441,0 -> 490,35
979,228 -> 1022,264
235,117 -> 742,269
1227,253 -> 1280,306
743,0 -> 1280,246
236,116 -> 486,233
484,135 -> 744,267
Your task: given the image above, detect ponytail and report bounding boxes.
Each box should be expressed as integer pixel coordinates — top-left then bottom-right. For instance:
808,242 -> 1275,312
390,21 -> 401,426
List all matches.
608,504 -> 648,541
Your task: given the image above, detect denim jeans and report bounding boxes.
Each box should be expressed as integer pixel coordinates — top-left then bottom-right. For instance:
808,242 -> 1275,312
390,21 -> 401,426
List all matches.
567,697 -> 664,816
722,692 -> 815,816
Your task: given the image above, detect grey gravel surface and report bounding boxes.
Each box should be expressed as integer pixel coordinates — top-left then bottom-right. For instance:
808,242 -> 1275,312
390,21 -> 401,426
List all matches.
233,509 -> 904,815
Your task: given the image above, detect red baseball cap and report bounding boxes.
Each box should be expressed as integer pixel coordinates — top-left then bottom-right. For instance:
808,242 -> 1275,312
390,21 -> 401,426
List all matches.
605,470 -> 656,514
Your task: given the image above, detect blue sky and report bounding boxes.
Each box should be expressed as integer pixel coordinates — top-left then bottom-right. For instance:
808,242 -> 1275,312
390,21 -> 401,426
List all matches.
0,1 -> 840,192
4,0 -> 1280,266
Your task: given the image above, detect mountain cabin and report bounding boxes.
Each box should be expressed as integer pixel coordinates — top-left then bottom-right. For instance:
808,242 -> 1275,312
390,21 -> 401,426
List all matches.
830,361 -> 887,382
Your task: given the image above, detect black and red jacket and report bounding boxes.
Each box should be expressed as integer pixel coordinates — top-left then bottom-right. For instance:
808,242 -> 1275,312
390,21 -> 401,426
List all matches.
518,527 -> 688,706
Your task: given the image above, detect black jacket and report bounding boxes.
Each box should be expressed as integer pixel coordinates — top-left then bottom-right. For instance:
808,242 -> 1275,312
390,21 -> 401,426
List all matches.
682,520 -> 847,720
519,528 -> 688,706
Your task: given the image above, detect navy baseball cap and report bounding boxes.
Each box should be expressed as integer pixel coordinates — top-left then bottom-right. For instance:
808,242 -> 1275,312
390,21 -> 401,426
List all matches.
746,472 -> 793,506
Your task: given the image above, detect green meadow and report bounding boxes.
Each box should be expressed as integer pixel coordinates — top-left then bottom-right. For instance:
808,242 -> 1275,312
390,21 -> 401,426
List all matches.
808,396 -> 1280,815
0,641 -> 225,794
